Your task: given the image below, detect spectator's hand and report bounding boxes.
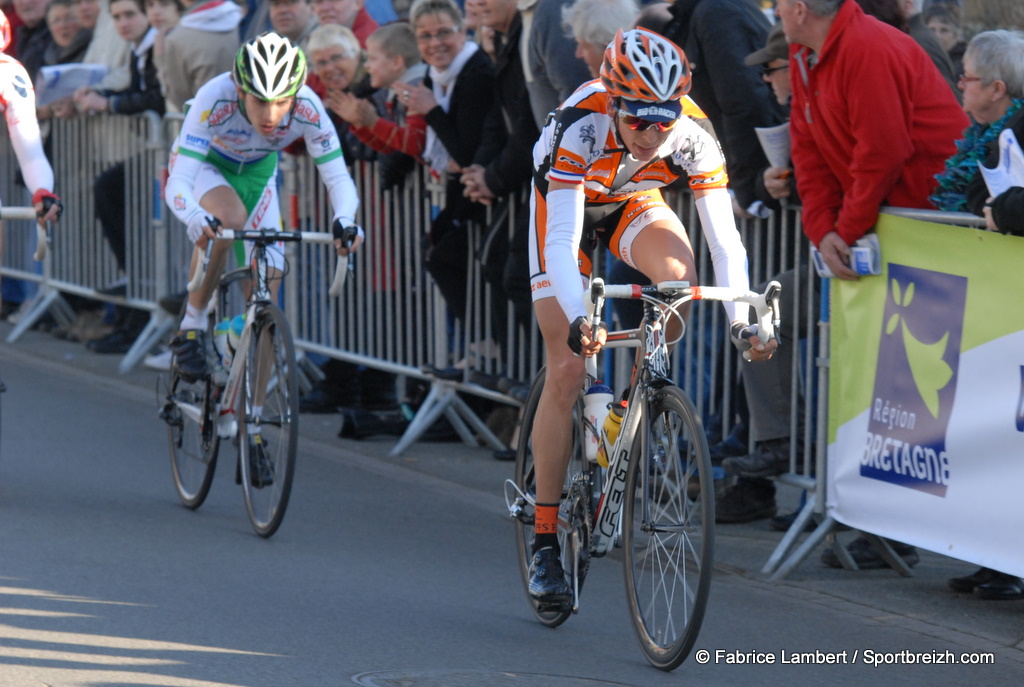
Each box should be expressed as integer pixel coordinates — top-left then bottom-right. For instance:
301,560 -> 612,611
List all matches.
51,96 -> 77,119
460,163 -> 495,205
327,91 -> 376,128
732,195 -> 755,219
75,89 -> 108,115
397,82 -> 436,116
817,231 -> 858,281
763,166 -> 793,200
983,198 -> 998,231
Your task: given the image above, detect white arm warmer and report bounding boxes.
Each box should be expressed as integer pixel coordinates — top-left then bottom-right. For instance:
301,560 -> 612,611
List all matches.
542,187 -> 588,323
317,154 -> 359,228
695,189 -> 750,325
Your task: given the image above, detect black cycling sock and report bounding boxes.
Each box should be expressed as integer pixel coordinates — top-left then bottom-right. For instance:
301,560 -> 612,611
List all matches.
533,532 -> 559,554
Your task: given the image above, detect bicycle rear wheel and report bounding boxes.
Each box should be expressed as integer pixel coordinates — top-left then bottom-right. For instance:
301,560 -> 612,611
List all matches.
164,370 -> 219,509
623,385 -> 713,671
512,368 -> 591,628
238,304 -> 299,538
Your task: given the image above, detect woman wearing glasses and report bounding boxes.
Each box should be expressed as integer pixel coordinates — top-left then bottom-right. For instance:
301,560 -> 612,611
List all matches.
399,0 -> 496,335
525,28 -> 776,609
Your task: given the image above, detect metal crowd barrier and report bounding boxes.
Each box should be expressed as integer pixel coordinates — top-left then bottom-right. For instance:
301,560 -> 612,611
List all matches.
9,111 -> 990,580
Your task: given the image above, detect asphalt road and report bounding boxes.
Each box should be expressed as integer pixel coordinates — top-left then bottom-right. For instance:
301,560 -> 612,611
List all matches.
0,338 -> 1021,687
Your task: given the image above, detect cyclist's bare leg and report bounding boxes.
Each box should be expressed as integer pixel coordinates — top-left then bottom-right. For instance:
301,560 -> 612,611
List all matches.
184,185 -> 249,315
629,217 -> 697,342
532,297 -> 588,505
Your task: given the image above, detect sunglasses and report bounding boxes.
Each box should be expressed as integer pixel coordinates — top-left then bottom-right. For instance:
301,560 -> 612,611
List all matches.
615,108 -> 678,132
760,64 -> 789,77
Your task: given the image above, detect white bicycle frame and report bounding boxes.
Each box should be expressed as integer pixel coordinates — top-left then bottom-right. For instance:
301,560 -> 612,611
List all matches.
584,278 -> 781,554
173,228 -> 345,440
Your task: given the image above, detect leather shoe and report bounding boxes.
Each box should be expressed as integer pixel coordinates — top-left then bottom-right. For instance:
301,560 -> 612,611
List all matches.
972,571 -> 1024,600
948,566 -> 1000,593
715,478 -> 776,524
87,328 -> 135,354
821,536 -> 919,570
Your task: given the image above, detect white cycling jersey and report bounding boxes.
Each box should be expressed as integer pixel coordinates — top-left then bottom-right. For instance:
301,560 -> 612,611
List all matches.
0,53 -> 55,207
164,73 -> 358,231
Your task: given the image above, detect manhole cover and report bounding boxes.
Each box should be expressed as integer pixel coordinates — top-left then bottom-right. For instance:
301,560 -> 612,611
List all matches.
352,670 -> 637,687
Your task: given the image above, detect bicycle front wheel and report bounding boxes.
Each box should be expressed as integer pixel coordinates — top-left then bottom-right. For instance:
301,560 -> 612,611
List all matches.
623,385 -> 713,671
165,370 -> 219,509
512,368 -> 591,628
238,304 -> 299,538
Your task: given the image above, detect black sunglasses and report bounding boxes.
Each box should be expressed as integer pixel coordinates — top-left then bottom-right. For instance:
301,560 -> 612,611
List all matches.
760,64 -> 789,77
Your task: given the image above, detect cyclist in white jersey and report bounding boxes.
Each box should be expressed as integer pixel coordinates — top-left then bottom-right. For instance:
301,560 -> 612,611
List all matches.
0,9 -> 63,308
164,32 -> 360,381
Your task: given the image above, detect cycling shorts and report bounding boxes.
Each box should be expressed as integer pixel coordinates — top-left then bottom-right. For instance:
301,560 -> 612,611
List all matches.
194,152 -> 284,270
528,188 -> 680,302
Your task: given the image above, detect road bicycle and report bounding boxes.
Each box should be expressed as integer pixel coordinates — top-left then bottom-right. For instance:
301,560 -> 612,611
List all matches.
506,277 -> 781,670
159,227 -> 351,537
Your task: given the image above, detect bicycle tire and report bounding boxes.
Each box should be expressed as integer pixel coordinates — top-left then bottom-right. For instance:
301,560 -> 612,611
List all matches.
165,369 -> 219,510
622,385 -> 714,671
512,367 -> 592,628
238,304 -> 299,538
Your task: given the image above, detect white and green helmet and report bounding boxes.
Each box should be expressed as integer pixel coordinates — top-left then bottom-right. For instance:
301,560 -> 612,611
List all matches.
234,32 -> 307,101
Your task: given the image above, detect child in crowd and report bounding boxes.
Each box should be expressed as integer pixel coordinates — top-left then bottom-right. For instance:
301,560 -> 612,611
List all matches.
328,21 -> 427,189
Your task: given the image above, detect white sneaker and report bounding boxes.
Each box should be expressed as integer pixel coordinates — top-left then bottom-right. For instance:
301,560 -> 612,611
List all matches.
144,348 -> 172,371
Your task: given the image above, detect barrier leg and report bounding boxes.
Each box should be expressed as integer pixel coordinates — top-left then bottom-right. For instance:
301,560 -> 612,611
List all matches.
5,288 -> 75,343
390,381 -> 454,456
860,531 -> 914,577
767,515 -> 842,582
389,378 -> 507,457
118,310 -> 174,374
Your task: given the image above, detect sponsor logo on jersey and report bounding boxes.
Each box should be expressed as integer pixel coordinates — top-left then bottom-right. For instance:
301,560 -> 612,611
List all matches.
202,100 -> 237,127
185,134 -> 209,148
173,193 -> 186,211
293,100 -> 320,127
311,132 -> 333,150
249,187 -> 274,229
13,73 -> 28,98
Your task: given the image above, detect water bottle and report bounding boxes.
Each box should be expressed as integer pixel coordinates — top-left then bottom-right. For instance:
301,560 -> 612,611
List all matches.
227,313 -> 246,355
583,382 -> 613,463
214,318 -> 231,367
596,400 -> 627,468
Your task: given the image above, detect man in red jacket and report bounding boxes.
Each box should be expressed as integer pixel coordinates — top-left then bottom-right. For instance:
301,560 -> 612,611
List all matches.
778,0 -> 968,280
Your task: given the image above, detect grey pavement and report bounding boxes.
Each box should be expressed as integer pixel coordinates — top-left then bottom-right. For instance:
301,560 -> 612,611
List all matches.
2,316 -> 1023,677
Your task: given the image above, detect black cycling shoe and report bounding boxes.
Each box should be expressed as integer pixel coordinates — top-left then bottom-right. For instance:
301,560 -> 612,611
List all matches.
248,433 -> 274,488
170,329 -> 207,382
528,546 -> 572,611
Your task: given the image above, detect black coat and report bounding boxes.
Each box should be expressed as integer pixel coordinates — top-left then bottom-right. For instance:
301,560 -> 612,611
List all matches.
103,43 -> 165,116
967,108 -> 1024,236
423,48 -> 496,170
473,12 -> 539,198
664,0 -> 787,209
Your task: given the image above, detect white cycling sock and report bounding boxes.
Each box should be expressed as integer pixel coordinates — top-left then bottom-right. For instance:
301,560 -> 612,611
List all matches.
180,303 -> 208,330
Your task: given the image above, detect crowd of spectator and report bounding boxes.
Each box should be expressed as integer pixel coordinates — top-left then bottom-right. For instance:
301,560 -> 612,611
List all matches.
1,0 -> 1023,595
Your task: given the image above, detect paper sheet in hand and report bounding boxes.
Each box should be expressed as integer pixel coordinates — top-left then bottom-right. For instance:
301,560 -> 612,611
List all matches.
35,64 -> 108,106
754,122 -> 791,168
978,128 -> 1024,199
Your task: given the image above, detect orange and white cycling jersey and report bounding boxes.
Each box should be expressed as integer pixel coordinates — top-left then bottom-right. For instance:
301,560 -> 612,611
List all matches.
529,80 -> 750,325
0,53 -> 55,207
533,80 -> 727,200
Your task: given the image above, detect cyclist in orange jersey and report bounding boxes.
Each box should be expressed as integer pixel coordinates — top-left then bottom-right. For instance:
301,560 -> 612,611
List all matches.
525,28 -> 776,608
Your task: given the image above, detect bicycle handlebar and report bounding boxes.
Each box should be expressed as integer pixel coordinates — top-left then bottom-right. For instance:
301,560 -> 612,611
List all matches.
0,207 -> 50,261
186,229 -> 348,295
589,278 -> 783,350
